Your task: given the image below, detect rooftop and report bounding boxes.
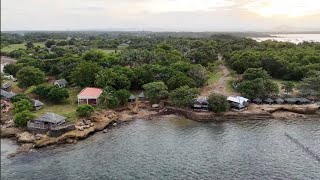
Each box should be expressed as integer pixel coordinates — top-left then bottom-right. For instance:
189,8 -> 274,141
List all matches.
0,89 -> 16,99
31,99 -> 44,106
54,79 -> 68,85
78,87 -> 103,98
34,112 -> 66,124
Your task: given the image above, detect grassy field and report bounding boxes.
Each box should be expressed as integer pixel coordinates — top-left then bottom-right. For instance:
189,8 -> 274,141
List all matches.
32,87 -> 81,122
1,42 -> 45,53
99,49 -> 120,54
207,71 -> 223,85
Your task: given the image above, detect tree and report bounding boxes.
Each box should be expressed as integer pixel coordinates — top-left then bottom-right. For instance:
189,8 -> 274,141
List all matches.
169,86 -> 200,107
167,72 -> 196,90
76,105 -> 94,117
13,99 -> 33,114
16,66 -> 45,88
115,89 -> 131,105
237,78 -> 279,99
3,63 -> 24,77
45,40 -> 56,48
14,111 -> 35,127
207,93 -> 229,113
82,49 -> 106,62
298,70 -> 320,97
47,87 -> 69,102
243,68 -> 270,81
25,42 -> 34,49
71,62 -> 102,87
99,91 -> 120,109
282,81 -> 295,95
32,84 -> 52,97
95,69 -> 131,90
11,93 -> 30,103
188,65 -> 208,86
143,81 -> 169,103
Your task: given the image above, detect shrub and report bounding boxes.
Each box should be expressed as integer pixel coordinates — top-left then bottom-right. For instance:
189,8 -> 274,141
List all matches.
47,87 -> 69,102
207,93 -> 229,113
143,81 -> 169,103
169,86 -> 199,107
16,66 -> 45,88
114,89 -> 131,105
14,111 -> 35,127
13,99 -> 33,114
76,105 -> 94,117
11,93 -> 30,103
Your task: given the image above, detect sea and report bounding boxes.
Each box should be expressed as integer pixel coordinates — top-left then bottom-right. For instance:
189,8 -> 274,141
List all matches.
1,116 -> 320,179
252,33 -> 320,44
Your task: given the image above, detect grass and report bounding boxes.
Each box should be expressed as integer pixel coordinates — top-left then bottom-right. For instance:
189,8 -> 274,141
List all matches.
207,71 -> 223,85
32,87 -> 81,122
272,79 -> 301,87
99,49 -> 120,54
1,42 -> 45,53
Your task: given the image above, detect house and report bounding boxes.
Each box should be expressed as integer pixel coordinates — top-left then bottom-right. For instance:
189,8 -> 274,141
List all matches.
0,89 -> 16,100
284,98 -> 298,104
54,79 -> 68,88
138,92 -> 145,100
31,99 -> 44,110
252,98 -> 263,104
1,83 -> 11,91
227,96 -> 249,109
27,112 -> 75,136
78,87 -> 103,106
275,98 -> 285,104
128,94 -> 136,102
193,97 -> 209,110
264,98 -> 275,104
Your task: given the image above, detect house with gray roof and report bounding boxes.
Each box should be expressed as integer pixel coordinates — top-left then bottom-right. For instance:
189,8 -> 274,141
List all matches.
54,79 -> 68,88
0,89 -> 16,100
128,94 -> 136,102
193,97 -> 209,110
138,92 -> 145,100
1,83 -> 11,91
31,99 -> 44,110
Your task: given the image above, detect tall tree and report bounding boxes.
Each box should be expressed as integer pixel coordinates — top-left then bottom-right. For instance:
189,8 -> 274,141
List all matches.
16,66 -> 45,88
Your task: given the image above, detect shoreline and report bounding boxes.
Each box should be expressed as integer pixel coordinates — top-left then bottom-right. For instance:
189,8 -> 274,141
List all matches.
1,103 -> 319,157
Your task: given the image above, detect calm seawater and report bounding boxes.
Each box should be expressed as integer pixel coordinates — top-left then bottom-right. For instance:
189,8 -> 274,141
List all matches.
252,34 -> 320,43
1,116 -> 320,180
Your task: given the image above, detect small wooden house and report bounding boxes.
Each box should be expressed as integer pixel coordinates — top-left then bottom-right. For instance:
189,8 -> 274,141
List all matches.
128,94 -> 136,102
296,98 -> 311,105
227,96 -> 249,109
252,98 -> 263,104
1,83 -> 11,91
193,97 -> 209,110
31,99 -> 44,110
78,87 -> 103,106
275,98 -> 284,104
284,98 -> 298,104
264,98 -> 275,104
138,92 -> 145,100
0,89 -> 16,100
54,79 -> 68,88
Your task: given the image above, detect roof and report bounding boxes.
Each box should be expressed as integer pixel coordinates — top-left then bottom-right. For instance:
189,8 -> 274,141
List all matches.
129,94 -> 136,100
34,112 -> 66,124
1,83 -> 11,89
0,89 -> 16,99
227,96 -> 249,104
264,98 -> 274,103
54,79 -> 68,85
138,92 -> 145,98
297,98 -> 311,103
284,98 -> 298,103
275,98 -> 284,103
194,97 -> 208,104
78,87 -> 103,98
31,99 -> 44,107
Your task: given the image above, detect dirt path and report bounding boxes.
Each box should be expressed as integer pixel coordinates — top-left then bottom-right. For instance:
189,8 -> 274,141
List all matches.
201,62 -> 238,97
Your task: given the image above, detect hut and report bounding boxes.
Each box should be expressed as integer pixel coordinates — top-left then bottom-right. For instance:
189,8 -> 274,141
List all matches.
128,94 -> 136,102
54,79 -> 68,88
252,98 -> 263,104
264,98 -> 275,104
274,98 -> 284,104
31,99 -> 44,110
284,98 -> 298,104
227,96 -> 249,109
1,83 -> 11,91
296,98 -> 311,105
78,87 -> 103,106
193,97 -> 209,110
0,89 -> 16,100
138,92 -> 145,100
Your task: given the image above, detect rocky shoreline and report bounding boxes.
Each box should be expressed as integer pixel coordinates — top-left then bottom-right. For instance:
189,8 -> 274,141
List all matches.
1,103 -> 319,157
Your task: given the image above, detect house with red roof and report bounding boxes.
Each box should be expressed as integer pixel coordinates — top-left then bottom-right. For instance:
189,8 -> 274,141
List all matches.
77,87 -> 103,106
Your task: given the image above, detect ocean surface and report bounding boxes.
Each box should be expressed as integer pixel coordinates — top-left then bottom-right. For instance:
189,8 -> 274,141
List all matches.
252,34 -> 320,43
1,116 -> 320,180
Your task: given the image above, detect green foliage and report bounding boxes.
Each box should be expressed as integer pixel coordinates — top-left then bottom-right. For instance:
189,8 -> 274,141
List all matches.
16,66 -> 45,88
243,68 -> 270,81
237,78 -> 279,99
207,94 -> 229,113
188,65 -> 208,86
82,49 -> 107,62
14,111 -> 35,127
114,89 -> 131,105
99,91 -> 120,109
76,104 -> 94,117
33,84 -> 52,97
95,69 -> 131,90
47,87 -> 70,102
25,42 -> 34,49
71,61 -> 102,87
11,93 -> 30,103
143,81 -> 169,103
3,63 -> 24,77
282,81 -> 295,95
13,99 -> 33,114
45,40 -> 56,48
169,86 -> 200,107
298,70 -> 320,97
167,72 -> 196,90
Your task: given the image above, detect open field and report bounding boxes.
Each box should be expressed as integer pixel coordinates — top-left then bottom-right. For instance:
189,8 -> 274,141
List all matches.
1,42 -> 45,53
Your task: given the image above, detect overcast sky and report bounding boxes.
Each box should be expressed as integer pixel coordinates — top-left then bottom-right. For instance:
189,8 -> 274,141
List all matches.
1,0 -> 320,31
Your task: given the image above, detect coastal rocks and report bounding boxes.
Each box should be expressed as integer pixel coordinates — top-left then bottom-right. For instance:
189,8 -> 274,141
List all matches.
16,143 -> 34,153
152,104 -> 160,108
1,127 -> 21,138
16,132 -> 36,143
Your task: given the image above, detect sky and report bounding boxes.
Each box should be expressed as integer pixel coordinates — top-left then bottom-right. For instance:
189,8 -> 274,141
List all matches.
1,0 -> 320,31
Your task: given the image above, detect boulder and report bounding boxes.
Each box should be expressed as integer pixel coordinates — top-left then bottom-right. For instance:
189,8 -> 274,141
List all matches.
16,132 -> 36,143
16,143 -> 34,153
1,127 -> 21,138
152,104 -> 160,108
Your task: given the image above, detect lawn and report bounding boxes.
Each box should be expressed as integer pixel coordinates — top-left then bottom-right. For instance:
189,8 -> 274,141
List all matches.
1,42 -> 45,53
32,87 -> 81,122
